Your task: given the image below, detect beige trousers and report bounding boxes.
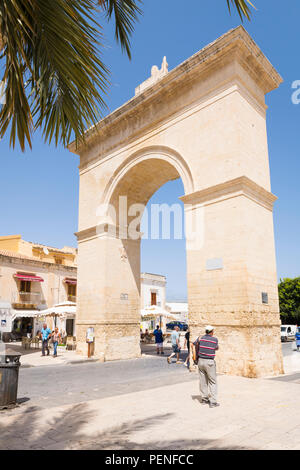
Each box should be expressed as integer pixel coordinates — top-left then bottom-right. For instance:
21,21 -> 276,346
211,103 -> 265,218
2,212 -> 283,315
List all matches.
197,359 -> 217,404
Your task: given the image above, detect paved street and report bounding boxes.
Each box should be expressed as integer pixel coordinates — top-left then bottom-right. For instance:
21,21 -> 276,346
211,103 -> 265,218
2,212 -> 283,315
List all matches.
17,347 -> 195,410
1,342 -> 300,450
1,359 -> 300,450
9,342 -> 299,410
282,341 -> 296,356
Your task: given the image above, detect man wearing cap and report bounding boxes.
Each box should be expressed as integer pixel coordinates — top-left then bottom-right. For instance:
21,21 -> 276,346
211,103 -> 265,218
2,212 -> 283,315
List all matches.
192,325 -> 219,408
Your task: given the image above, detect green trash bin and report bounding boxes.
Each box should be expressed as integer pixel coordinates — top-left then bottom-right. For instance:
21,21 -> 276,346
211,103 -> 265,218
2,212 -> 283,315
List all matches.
0,348 -> 21,409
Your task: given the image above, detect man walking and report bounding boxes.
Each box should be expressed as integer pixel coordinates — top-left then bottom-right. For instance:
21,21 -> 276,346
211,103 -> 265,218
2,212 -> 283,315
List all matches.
40,323 -> 52,357
192,325 -> 220,408
153,324 -> 164,355
167,326 -> 181,364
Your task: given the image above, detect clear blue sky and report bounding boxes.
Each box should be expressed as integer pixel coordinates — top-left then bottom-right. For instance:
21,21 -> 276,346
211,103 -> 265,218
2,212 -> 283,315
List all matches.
0,1 -> 299,301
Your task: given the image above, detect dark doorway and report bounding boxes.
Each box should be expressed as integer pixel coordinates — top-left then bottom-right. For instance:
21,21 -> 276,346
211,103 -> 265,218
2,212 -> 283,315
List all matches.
66,319 -> 74,336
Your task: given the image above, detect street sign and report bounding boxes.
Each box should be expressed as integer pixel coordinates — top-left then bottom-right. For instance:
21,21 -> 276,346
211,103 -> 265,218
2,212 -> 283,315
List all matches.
86,327 -> 94,343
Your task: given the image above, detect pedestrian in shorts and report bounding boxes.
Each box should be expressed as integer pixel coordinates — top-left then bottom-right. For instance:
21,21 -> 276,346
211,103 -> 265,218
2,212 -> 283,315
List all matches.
167,326 -> 181,364
153,324 -> 164,355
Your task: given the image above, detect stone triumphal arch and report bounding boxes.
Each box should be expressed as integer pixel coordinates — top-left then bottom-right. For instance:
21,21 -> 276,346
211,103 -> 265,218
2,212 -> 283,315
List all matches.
69,27 -> 284,377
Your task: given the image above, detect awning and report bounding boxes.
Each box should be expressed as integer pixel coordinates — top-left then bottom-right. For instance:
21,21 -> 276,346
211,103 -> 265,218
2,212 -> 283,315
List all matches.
64,278 -> 77,285
141,314 -> 157,320
11,310 -> 41,320
14,273 -> 44,282
141,305 -> 178,321
38,302 -> 76,317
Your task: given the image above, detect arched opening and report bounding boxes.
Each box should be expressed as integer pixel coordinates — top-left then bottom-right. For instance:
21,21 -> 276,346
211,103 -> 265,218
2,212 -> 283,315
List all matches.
109,157 -> 180,224
140,177 -> 188,358
140,178 -> 187,303
102,151 -> 192,360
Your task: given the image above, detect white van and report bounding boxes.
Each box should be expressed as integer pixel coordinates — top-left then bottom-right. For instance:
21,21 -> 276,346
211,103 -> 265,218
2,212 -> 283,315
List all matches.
280,325 -> 297,342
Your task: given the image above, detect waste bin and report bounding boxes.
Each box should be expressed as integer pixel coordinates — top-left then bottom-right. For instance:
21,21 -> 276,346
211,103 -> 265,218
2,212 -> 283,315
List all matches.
0,348 -> 21,409
2,332 -> 12,343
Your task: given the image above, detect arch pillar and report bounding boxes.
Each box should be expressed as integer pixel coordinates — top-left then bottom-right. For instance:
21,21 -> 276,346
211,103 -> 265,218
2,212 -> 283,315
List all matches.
183,177 -> 283,377
75,223 -> 142,361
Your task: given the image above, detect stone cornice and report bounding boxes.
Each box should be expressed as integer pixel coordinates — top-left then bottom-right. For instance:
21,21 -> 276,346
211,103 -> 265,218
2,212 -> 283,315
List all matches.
69,26 -> 282,156
75,224 -> 143,243
180,176 -> 277,211
0,253 -> 77,273
75,225 -> 98,243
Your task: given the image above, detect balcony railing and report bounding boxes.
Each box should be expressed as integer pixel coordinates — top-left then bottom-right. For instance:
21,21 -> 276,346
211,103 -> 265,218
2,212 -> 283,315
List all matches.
67,295 -> 77,303
12,292 -> 41,307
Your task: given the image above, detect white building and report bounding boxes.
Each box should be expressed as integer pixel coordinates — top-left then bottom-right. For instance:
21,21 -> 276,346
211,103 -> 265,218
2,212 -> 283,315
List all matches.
140,273 -> 167,331
141,273 -> 166,309
166,302 -> 189,323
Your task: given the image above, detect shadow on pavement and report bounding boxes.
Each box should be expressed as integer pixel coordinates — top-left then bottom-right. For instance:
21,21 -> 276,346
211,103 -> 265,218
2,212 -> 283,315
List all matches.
0,402 -> 254,450
1,342 -> 42,357
16,397 -> 31,405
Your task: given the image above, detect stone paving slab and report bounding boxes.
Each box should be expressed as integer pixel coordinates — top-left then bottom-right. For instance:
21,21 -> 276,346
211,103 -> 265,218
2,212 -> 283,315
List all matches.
1,371 -> 300,450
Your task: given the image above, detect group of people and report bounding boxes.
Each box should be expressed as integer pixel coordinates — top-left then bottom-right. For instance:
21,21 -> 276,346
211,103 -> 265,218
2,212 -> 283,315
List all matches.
153,324 -> 220,408
40,323 -> 61,358
42,321 -> 220,406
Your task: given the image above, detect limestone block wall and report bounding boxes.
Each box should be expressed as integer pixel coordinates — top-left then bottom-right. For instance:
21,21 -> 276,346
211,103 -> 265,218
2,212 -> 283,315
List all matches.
76,229 -> 141,360
185,184 -> 282,377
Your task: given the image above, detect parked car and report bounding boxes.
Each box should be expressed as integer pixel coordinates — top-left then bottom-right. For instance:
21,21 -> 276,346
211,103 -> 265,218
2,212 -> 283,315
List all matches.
280,325 -> 297,342
166,321 -> 188,331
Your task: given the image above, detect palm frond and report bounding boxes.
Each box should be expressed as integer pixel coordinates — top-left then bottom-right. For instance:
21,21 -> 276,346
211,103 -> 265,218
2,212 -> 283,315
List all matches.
0,0 -> 109,150
99,0 -> 142,59
226,0 -> 255,21
0,0 -> 256,152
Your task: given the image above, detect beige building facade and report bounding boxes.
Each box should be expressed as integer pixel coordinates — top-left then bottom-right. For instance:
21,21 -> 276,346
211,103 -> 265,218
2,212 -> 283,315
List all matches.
0,235 -> 77,338
69,27 -> 283,377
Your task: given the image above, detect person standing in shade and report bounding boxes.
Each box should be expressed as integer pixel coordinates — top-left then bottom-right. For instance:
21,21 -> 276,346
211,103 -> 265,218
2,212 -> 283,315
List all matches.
153,324 -> 164,355
167,326 -> 181,364
192,325 -> 220,408
52,327 -> 61,358
40,323 -> 52,357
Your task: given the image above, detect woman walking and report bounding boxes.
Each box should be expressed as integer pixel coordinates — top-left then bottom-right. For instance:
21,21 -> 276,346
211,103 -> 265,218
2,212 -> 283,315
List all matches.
52,327 -> 61,358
